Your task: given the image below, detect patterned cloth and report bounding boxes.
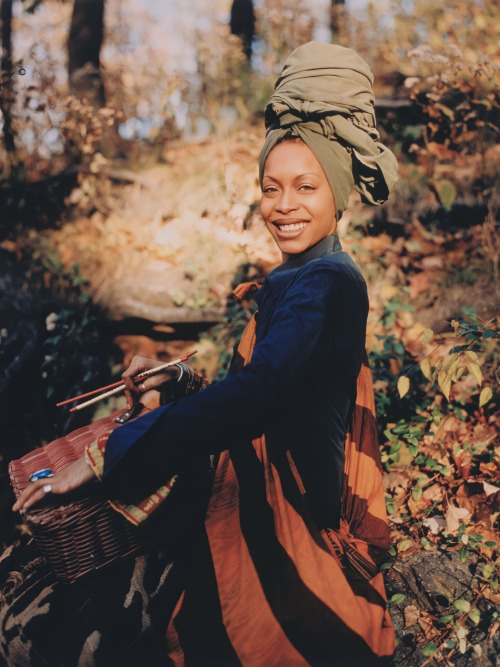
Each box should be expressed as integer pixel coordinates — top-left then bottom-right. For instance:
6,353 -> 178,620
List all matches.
165,283 -> 396,667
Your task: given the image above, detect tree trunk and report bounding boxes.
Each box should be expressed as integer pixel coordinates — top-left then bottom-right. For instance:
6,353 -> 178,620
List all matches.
230,0 -> 255,62
330,0 -> 345,42
67,0 -> 105,108
0,0 -> 15,157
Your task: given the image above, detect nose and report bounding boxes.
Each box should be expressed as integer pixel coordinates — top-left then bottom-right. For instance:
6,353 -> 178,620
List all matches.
275,187 -> 298,213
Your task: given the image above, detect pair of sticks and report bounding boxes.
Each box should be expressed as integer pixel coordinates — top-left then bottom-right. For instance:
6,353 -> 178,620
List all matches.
57,351 -> 197,413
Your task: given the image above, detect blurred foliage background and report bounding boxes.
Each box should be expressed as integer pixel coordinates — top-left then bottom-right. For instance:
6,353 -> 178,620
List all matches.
0,1 -> 499,664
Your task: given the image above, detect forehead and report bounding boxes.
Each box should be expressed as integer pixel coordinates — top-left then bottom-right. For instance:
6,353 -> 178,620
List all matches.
263,140 -> 325,178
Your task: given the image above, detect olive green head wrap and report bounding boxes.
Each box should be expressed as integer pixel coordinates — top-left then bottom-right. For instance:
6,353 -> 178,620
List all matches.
259,42 -> 398,220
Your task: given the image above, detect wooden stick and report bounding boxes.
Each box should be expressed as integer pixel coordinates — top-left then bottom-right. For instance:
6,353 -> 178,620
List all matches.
58,351 -> 196,411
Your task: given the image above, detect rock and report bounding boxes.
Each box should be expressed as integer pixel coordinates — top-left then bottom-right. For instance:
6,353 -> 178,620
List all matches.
386,550 -> 500,666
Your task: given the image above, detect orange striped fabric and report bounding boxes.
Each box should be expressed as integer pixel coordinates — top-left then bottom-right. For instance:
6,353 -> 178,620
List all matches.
166,294 -> 396,666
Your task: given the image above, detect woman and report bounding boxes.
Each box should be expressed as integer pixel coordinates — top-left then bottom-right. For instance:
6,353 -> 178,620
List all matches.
14,42 -> 398,666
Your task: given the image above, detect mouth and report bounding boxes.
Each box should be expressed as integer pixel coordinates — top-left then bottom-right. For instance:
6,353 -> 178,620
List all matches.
272,220 -> 309,236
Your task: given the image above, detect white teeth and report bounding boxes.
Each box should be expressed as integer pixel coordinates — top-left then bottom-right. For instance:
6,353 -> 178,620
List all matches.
278,222 -> 308,232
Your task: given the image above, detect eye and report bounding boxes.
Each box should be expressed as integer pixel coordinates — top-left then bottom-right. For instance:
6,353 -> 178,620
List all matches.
262,185 -> 278,194
299,184 -> 315,191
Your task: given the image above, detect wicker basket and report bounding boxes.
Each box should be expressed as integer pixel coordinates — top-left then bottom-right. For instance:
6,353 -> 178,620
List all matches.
9,408 -> 158,584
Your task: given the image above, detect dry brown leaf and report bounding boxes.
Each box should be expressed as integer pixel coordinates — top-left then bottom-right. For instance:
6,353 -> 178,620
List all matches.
408,272 -> 430,299
445,504 -> 471,533
404,605 -> 421,628
417,613 -> 435,638
423,515 -> 446,535
422,483 -> 444,502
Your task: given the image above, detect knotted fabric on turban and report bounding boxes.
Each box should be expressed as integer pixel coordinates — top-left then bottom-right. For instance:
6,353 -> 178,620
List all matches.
258,42 -> 398,220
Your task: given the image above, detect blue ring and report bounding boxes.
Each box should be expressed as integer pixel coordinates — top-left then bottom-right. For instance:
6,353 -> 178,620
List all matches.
29,469 -> 54,482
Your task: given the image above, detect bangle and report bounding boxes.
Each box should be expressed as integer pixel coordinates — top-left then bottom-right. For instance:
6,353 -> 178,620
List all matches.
174,364 -> 185,383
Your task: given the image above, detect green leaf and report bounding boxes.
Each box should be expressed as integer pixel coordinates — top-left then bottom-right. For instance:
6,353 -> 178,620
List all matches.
459,545 -> 468,563
453,599 -> 471,613
482,564 -> 494,580
380,562 -> 392,571
484,541 -> 497,548
468,608 -> 481,624
389,593 -> 406,605
412,487 -> 422,501
421,641 -> 437,657
398,540 -> 413,553
434,179 -> 457,211
439,614 -> 454,624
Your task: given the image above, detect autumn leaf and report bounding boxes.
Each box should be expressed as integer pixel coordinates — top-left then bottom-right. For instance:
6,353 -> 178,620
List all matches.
479,387 -> 493,407
466,361 -> 483,385
421,328 -> 434,345
420,357 -> 432,381
398,376 -> 410,398
438,370 -> 452,401
445,504 -> 471,533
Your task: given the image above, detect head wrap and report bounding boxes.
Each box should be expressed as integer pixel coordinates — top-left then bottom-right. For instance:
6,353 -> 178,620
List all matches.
259,42 -> 398,220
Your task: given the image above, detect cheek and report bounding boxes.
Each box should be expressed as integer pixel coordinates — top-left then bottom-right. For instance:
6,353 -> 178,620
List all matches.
260,201 -> 275,231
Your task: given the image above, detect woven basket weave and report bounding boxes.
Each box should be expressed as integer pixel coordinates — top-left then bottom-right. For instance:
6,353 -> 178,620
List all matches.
9,408 -> 157,583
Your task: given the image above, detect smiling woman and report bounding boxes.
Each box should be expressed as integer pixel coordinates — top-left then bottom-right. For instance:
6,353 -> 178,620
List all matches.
10,42 -> 398,667
260,139 -> 337,259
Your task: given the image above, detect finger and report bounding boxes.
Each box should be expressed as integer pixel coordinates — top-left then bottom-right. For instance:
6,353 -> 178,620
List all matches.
124,389 -> 133,409
13,479 -> 54,512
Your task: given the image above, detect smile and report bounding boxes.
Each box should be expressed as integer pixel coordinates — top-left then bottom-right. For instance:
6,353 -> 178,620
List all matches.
277,222 -> 308,232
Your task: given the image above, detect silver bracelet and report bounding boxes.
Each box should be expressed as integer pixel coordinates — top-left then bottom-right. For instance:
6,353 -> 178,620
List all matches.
174,364 -> 185,383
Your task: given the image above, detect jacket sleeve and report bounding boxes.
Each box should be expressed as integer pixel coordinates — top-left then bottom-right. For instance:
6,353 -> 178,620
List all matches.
100,265 -> 351,495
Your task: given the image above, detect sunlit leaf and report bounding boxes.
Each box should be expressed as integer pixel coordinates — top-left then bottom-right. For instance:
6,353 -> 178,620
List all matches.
435,102 -> 455,120
453,599 -> 471,613
439,614 -> 454,624
465,350 -> 478,362
479,387 -> 493,407
397,539 -> 413,553
449,358 -> 460,381
420,358 -> 432,381
421,642 -> 437,657
412,487 -> 422,501
466,361 -> 482,385
438,370 -> 451,401
389,593 -> 406,605
468,608 -> 481,624
398,376 -> 410,398
482,564 -> 494,579
421,328 -> 434,345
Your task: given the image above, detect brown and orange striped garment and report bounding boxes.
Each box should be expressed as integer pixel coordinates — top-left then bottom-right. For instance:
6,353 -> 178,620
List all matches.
165,284 -> 396,667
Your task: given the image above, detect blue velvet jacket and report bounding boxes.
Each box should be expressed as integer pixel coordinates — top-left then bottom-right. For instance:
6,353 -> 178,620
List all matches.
101,234 -> 368,530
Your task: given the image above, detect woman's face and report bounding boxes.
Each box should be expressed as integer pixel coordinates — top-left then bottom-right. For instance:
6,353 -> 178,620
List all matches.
260,140 -> 337,260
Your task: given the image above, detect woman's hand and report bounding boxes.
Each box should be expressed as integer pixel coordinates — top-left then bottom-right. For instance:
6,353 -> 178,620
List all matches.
122,356 -> 180,407
12,457 -> 96,513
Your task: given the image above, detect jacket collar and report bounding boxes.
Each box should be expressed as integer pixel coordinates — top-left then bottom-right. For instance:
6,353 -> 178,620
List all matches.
259,233 -> 342,300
